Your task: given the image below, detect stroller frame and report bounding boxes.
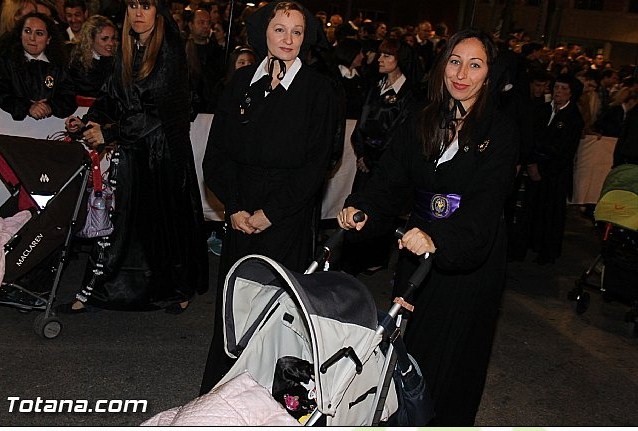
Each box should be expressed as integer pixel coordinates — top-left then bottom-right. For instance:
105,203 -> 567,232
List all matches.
216,225 -> 433,426
0,135 -> 91,339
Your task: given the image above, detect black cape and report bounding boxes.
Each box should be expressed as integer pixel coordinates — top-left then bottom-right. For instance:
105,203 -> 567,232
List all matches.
80,29 -> 208,310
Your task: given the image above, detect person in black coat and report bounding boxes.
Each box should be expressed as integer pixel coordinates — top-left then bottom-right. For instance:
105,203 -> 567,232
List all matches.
338,29 -> 519,425
60,0 -> 208,313
66,14 -> 117,103
527,73 -> 585,264
0,12 -> 75,120
199,0 -> 338,394
343,37 -> 417,275
613,101 -> 638,167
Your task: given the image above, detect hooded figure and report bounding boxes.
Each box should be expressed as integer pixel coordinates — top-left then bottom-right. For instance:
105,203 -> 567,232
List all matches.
200,0 -> 339,394
59,0 -> 208,313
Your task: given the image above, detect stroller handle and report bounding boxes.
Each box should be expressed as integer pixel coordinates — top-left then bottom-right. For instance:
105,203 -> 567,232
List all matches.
386,226 -> 432,320
305,211 -> 364,274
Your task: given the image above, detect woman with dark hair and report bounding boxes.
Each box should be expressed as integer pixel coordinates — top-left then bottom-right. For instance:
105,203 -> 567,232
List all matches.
200,0 -> 338,394
334,37 -> 366,119
205,45 -> 256,113
0,12 -> 75,120
343,37 -> 417,275
61,0 -> 208,313
67,14 -> 117,105
338,29 -> 519,424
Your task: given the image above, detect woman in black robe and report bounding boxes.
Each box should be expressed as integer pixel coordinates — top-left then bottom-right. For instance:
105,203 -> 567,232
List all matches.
60,0 -> 208,313
527,74 -> 584,264
0,12 -> 75,120
343,37 -> 417,275
199,0 -> 338,394
338,29 -> 519,424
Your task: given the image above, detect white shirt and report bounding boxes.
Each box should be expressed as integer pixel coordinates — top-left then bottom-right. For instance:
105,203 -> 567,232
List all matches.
379,74 -> 406,95
66,27 -> 76,41
437,136 -> 459,167
24,52 -> 49,62
548,100 -> 570,125
250,57 -> 302,95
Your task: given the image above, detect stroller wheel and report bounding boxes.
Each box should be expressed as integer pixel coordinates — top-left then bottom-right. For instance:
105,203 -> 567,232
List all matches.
575,292 -> 591,315
567,285 -> 582,301
33,314 -> 62,339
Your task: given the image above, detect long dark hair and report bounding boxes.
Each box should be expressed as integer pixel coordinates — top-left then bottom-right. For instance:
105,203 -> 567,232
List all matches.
420,28 -> 498,160
121,0 -> 165,84
10,12 -> 67,65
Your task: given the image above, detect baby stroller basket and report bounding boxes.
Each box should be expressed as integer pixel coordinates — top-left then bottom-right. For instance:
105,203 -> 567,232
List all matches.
218,254 -> 398,425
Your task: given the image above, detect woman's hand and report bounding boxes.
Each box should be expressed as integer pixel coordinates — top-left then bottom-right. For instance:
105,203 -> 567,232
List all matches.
526,163 -> 541,182
356,157 -> 370,173
230,210 -> 256,234
28,99 -> 52,120
337,206 -> 368,230
398,227 -> 436,256
247,209 -> 272,233
82,121 -> 105,149
65,116 -> 85,133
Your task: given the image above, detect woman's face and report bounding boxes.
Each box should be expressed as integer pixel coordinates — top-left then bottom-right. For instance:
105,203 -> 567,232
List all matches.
234,52 -> 254,69
266,9 -> 304,62
444,37 -> 489,109
127,0 -> 157,43
378,52 -> 398,75
21,16 -> 50,57
93,25 -> 117,57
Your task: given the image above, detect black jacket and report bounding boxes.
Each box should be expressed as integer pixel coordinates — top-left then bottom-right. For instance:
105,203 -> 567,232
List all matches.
0,52 -> 76,120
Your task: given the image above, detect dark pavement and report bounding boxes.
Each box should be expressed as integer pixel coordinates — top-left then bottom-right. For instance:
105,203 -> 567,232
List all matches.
0,206 -> 637,426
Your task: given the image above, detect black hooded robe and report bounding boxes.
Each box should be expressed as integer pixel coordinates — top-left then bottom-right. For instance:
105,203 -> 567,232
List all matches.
78,29 -> 208,310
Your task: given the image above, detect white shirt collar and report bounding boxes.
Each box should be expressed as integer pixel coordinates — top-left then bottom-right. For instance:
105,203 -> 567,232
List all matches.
338,64 -> 359,79
250,57 -> 302,91
66,26 -> 76,41
380,74 -> 406,95
24,52 -> 49,62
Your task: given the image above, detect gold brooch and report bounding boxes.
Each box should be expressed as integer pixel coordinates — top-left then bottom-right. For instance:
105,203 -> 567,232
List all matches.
44,75 -> 54,89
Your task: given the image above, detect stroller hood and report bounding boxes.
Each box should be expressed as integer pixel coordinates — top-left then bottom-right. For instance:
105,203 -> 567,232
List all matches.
221,255 -> 396,423
595,164 -> 638,231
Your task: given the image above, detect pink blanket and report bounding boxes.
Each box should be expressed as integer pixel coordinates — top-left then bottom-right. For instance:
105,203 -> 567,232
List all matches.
141,372 -> 299,426
0,210 -> 32,284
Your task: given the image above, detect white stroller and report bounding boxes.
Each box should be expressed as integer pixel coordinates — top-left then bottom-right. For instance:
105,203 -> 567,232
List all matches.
143,226 -> 433,426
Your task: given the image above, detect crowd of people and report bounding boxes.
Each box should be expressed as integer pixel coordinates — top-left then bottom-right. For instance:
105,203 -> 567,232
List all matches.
1,0 -> 637,425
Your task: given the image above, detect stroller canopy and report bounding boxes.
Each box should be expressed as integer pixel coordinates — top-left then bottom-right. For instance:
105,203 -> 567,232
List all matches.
220,255 -> 397,425
595,164 -> 638,231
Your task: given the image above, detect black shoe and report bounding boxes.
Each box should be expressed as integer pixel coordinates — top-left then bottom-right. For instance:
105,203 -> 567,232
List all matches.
55,302 -> 89,314
0,286 -> 46,309
165,301 -> 189,315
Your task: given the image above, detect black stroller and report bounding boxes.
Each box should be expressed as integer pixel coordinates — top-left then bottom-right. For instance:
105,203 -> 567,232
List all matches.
569,164 -> 638,336
0,134 -> 89,339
